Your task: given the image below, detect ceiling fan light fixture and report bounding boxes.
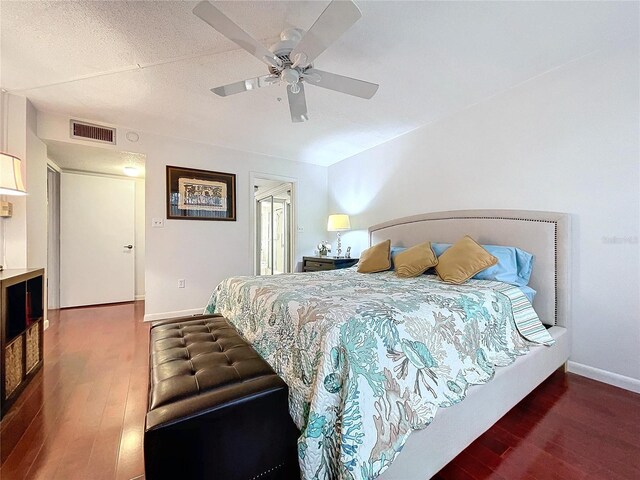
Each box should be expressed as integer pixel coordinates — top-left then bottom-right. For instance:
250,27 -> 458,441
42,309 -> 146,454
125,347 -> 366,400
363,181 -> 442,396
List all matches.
193,0 -> 378,123
281,67 -> 300,85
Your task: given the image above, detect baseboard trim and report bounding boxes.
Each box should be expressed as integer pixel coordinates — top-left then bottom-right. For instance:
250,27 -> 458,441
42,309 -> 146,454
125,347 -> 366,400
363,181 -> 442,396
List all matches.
44,319 -> 50,331
143,308 -> 203,322
567,361 -> 640,394
135,294 -> 145,301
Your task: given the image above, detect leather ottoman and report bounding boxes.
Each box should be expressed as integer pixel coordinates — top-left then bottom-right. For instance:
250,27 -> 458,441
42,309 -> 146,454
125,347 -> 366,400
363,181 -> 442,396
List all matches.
144,314 -> 300,480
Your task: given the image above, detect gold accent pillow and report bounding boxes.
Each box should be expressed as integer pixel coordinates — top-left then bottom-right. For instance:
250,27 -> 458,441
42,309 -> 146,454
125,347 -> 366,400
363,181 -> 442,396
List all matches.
435,235 -> 498,284
357,239 -> 391,273
394,242 -> 438,278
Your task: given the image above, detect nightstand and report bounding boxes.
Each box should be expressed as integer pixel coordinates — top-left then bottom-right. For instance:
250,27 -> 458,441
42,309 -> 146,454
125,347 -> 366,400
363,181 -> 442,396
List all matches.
302,256 -> 359,272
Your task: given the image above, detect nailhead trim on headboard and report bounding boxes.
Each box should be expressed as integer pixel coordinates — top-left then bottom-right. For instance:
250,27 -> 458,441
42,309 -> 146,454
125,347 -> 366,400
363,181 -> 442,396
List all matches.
370,215 -> 560,325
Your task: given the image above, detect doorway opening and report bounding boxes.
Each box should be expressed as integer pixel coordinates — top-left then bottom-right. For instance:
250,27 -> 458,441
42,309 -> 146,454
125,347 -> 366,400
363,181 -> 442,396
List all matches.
45,140 -> 145,308
253,177 -> 295,275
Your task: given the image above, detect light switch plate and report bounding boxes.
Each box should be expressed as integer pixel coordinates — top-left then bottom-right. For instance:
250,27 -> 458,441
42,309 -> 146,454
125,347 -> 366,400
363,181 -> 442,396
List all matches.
152,218 -> 164,228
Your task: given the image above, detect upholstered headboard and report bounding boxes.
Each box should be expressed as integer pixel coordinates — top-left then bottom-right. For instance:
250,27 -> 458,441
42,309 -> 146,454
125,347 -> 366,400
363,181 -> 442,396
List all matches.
369,210 -> 570,327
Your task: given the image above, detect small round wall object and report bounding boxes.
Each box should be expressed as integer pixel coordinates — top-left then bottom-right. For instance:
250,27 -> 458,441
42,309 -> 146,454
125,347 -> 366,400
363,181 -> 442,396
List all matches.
126,131 -> 140,142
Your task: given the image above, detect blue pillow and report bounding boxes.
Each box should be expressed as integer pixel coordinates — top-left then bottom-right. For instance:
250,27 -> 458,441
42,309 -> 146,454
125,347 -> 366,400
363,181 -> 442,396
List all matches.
389,246 -> 407,270
431,242 -> 534,287
519,285 -> 537,303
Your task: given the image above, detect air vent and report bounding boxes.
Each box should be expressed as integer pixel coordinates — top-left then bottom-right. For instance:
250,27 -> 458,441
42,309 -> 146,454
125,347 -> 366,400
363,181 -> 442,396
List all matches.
70,120 -> 116,144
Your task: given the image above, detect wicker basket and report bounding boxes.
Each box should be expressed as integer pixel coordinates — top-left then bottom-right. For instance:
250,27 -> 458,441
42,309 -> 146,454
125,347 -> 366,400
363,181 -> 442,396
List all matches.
5,337 -> 23,398
26,325 -> 40,373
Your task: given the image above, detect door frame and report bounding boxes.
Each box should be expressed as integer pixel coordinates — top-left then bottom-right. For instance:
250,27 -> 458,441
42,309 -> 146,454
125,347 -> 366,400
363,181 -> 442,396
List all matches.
46,163 -> 61,312
255,186 -> 291,275
249,172 -> 297,275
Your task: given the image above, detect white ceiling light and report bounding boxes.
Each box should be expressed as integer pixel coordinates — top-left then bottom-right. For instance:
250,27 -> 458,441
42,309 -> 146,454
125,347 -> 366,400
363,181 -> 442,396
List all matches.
123,165 -> 139,177
125,131 -> 140,142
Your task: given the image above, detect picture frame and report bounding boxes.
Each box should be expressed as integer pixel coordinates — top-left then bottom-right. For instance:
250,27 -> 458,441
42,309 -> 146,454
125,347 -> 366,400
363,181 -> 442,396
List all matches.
166,165 -> 236,221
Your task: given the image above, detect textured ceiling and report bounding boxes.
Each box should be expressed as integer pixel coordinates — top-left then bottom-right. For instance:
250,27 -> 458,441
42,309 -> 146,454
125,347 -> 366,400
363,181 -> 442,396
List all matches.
2,1 -> 637,166
46,140 -> 146,178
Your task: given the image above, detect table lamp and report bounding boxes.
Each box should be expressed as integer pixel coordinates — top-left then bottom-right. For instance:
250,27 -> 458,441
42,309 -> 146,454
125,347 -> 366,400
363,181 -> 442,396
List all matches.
327,214 -> 350,258
0,153 -> 27,196
0,153 -> 27,270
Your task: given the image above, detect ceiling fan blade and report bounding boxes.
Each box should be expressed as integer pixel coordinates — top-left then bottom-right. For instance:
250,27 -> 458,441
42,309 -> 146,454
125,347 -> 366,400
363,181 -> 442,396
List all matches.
193,1 -> 281,68
303,68 -> 378,99
290,0 -> 361,68
212,75 -> 279,97
287,83 -> 308,123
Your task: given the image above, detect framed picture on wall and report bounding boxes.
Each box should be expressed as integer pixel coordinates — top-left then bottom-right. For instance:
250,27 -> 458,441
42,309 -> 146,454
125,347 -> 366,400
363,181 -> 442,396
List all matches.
166,166 -> 236,221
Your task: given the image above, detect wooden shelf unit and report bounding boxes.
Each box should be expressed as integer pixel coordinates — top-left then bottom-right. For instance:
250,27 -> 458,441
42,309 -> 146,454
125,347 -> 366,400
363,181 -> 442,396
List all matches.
1,268 -> 44,419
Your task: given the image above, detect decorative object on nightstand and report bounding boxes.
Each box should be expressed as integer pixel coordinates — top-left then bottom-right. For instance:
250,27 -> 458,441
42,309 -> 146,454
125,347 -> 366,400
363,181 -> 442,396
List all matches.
327,214 -> 351,258
345,246 -> 352,258
303,256 -> 358,272
317,241 -> 331,257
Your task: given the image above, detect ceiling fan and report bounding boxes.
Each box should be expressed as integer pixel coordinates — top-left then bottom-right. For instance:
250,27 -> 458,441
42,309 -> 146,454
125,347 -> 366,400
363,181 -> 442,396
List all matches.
192,0 -> 379,123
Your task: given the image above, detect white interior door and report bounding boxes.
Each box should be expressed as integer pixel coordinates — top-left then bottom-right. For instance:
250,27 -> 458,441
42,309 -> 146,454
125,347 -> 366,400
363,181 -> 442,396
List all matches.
60,173 -> 135,307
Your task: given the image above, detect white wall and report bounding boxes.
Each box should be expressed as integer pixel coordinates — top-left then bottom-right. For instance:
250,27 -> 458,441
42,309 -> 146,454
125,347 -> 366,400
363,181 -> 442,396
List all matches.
328,41 -> 640,389
3,94 -> 27,269
26,101 -> 48,271
143,137 -> 327,320
0,94 -> 49,320
1,95 -> 48,272
134,178 -> 145,299
37,111 -> 328,320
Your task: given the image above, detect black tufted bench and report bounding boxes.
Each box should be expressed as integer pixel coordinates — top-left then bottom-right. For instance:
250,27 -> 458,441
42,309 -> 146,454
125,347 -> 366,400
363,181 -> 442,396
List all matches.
144,314 -> 300,480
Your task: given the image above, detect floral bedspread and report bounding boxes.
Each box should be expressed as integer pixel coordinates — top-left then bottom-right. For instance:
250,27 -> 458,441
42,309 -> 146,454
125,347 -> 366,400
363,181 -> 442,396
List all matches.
205,268 -> 554,480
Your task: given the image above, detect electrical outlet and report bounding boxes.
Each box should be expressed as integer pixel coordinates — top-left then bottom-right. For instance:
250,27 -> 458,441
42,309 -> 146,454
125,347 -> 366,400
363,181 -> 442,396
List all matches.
152,218 -> 164,228
178,279 -> 185,288
297,225 -> 304,233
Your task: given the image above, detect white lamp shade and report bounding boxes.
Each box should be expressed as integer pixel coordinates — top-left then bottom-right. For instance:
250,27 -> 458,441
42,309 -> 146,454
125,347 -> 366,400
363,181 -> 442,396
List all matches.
327,214 -> 351,231
0,153 -> 27,195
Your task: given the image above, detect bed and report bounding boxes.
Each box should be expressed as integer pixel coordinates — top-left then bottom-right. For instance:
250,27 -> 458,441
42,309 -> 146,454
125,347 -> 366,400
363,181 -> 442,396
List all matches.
205,209 -> 571,480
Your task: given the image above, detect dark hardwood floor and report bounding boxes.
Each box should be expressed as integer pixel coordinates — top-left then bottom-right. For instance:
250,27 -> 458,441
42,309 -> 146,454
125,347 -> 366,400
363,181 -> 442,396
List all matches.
1,302 -> 638,480
0,302 -> 149,480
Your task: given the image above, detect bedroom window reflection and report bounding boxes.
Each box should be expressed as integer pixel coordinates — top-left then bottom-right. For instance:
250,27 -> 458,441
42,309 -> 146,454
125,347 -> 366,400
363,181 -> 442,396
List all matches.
255,181 -> 293,275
